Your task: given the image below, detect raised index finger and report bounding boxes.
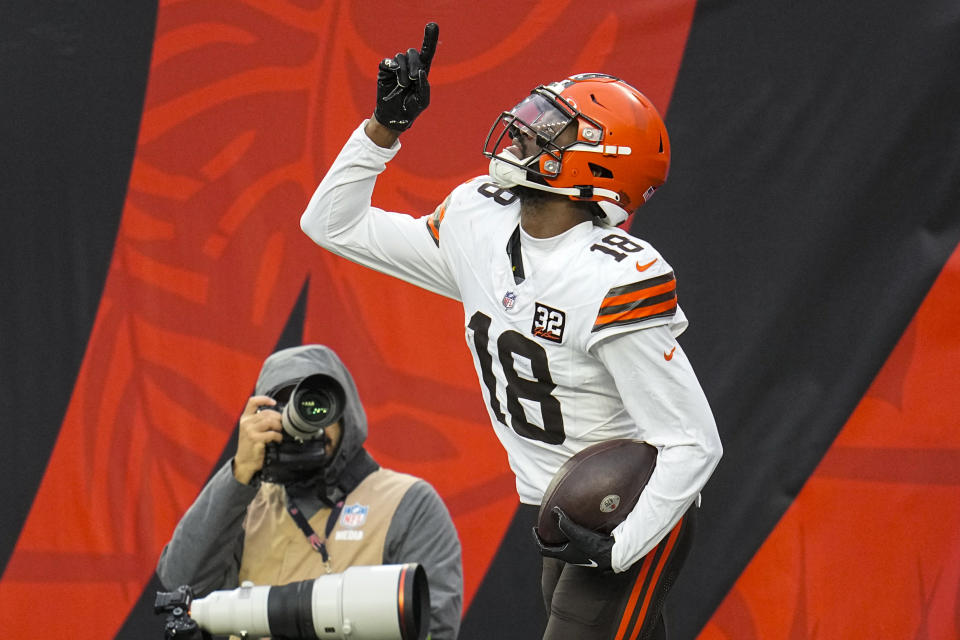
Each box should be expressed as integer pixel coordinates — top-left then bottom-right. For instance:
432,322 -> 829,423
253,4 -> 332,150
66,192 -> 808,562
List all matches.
419,22 -> 439,73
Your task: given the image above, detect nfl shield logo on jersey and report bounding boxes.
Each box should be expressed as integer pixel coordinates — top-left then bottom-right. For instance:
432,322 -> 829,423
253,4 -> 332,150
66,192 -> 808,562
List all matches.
502,291 -> 517,310
340,504 -> 368,528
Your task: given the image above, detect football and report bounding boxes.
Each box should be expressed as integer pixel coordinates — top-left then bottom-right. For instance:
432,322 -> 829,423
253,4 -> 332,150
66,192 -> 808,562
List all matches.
536,439 -> 658,545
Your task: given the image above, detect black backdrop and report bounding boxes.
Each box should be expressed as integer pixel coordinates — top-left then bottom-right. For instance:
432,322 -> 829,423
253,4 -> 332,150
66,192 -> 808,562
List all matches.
2,1 -> 959,638
1,0 -> 156,575
645,1 -> 960,636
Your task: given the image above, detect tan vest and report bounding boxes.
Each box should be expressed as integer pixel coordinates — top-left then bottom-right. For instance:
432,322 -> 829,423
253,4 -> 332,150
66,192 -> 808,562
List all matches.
238,468 -> 419,585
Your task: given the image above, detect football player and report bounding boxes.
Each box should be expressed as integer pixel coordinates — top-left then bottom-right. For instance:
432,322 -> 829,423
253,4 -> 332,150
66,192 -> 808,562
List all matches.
300,22 -> 722,640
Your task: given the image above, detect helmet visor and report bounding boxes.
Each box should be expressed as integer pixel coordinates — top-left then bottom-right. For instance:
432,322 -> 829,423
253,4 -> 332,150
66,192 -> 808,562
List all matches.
482,91 -> 577,178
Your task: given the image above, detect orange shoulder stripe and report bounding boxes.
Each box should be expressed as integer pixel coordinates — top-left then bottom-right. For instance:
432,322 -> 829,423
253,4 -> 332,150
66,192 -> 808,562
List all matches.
592,272 -> 677,332
425,201 -> 447,247
595,299 -> 678,329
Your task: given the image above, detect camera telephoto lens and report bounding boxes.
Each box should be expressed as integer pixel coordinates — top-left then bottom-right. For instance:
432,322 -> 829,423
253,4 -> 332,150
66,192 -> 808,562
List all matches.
281,374 -> 346,440
187,564 -> 429,640
296,389 -> 338,423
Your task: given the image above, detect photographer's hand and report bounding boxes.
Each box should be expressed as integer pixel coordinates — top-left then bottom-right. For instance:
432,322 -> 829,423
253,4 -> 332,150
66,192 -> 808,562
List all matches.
233,395 -> 283,485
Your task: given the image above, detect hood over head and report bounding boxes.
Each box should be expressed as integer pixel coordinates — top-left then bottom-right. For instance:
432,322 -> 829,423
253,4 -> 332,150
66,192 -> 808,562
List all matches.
255,344 -> 375,500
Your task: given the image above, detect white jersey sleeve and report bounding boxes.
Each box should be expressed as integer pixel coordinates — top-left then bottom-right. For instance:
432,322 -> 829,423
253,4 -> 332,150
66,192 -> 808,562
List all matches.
592,325 -> 722,573
300,122 -> 460,300
583,244 -> 688,350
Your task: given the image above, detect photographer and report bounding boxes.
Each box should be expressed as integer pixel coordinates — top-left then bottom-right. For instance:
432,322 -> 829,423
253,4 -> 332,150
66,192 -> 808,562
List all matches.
156,345 -> 463,639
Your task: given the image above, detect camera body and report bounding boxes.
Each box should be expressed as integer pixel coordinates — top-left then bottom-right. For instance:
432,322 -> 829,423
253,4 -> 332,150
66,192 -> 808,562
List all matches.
154,585 -> 208,640
260,373 -> 347,484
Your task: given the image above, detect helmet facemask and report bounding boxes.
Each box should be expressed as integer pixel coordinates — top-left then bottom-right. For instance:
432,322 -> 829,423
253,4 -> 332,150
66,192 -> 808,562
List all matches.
483,90 -> 584,184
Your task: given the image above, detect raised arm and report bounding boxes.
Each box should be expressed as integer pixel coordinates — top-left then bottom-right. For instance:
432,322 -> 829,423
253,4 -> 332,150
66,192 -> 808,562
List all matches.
300,23 -> 459,299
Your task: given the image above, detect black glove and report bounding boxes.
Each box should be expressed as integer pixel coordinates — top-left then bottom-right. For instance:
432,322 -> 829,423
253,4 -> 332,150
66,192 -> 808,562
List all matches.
533,507 -> 614,571
374,22 -> 439,132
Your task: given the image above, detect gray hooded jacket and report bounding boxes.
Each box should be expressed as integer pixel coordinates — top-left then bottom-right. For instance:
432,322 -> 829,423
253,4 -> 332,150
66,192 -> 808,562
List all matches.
254,344 -> 378,506
156,345 -> 463,639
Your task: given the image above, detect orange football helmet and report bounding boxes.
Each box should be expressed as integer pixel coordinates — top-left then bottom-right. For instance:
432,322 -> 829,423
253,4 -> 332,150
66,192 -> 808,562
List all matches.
483,73 -> 671,226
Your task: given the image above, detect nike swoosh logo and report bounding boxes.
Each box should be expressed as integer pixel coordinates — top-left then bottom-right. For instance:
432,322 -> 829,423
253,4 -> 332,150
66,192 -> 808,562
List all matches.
664,346 -> 677,361
636,258 -> 658,272
574,560 -> 599,568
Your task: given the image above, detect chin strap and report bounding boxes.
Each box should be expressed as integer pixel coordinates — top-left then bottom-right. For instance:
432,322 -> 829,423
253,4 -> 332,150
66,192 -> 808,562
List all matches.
487,152 -> 630,226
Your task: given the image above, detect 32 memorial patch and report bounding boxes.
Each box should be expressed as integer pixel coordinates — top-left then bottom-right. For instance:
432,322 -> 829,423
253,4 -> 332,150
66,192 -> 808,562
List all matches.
532,302 -> 565,343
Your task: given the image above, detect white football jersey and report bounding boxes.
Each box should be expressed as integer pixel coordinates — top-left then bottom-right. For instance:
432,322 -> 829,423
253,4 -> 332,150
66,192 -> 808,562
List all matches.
426,177 -> 687,503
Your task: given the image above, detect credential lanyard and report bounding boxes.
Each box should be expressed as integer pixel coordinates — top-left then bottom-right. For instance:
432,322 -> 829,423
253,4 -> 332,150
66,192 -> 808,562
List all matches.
285,496 -> 344,567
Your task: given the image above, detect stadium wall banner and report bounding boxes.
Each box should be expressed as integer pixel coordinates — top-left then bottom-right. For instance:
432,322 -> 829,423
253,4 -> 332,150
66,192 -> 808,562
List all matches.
1,1 -> 957,638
